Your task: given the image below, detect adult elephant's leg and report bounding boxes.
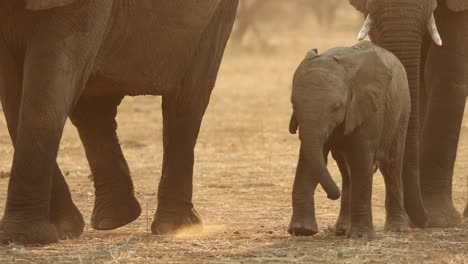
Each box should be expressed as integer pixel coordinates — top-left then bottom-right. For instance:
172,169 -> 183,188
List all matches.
49,166 -> 84,239
152,0 -> 237,235
1,81 -> 84,241
0,40 -> 84,240
332,151 -> 350,236
465,177 -> 468,217
70,95 -> 141,230
151,96 -> 204,235
0,64 -> 87,244
420,7 -> 468,227
0,2 -> 112,245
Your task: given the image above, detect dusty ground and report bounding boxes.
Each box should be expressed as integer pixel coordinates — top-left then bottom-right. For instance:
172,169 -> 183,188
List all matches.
0,10 -> 467,264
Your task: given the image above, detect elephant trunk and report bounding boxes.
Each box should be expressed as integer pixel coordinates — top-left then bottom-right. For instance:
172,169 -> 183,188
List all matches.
376,7 -> 428,227
298,126 -> 340,200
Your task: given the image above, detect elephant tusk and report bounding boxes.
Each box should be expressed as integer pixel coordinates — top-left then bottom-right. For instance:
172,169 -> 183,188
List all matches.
357,15 -> 372,41
428,13 -> 443,46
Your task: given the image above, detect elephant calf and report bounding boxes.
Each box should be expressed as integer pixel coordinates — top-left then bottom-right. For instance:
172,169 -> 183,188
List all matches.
288,41 -> 420,238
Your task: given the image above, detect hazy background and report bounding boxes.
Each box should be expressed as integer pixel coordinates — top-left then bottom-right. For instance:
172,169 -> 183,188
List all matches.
231,0 -> 361,51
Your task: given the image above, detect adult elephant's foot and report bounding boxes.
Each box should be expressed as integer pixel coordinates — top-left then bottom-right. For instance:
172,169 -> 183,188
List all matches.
0,216 -> 58,245
385,216 -> 410,232
423,196 -> 461,227
91,192 -> 141,230
347,225 -> 376,239
151,204 -> 203,235
334,216 -> 348,236
49,166 -> 85,239
288,213 -> 318,236
464,203 -> 468,218
50,202 -> 84,239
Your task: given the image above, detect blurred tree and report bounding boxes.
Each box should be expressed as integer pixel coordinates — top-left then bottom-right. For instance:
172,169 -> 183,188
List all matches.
231,0 -> 358,48
231,0 -> 268,46
303,0 -> 343,29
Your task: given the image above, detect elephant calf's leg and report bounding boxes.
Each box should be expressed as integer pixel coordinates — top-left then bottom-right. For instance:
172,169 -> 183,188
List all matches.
345,143 -> 376,239
288,149 -> 319,236
380,119 -> 409,232
332,151 -> 350,236
379,163 -> 409,232
70,95 -> 141,230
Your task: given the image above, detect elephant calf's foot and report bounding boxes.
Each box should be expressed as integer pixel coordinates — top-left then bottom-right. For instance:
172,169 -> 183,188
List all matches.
0,217 -> 58,245
384,217 -> 410,232
151,206 -> 203,235
288,214 -> 319,236
347,225 -> 375,239
50,204 -> 84,239
91,192 -> 141,230
334,218 -> 349,236
423,196 -> 461,227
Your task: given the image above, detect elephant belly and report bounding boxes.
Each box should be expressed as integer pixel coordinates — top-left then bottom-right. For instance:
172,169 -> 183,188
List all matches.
92,0 -> 221,96
82,76 -> 133,96
93,37 -> 193,96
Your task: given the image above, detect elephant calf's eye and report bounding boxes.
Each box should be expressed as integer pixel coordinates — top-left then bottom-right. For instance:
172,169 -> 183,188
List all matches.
331,102 -> 342,112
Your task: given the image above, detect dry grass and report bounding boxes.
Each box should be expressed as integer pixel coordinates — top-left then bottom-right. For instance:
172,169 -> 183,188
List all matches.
0,9 -> 467,264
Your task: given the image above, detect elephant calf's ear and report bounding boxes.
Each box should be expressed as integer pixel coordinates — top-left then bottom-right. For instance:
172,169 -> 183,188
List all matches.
446,0 -> 468,12
343,50 -> 391,135
289,113 -> 299,134
25,0 -> 77,10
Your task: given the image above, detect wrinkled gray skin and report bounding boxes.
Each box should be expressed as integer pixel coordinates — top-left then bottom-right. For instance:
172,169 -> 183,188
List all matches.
350,0 -> 468,227
288,41 -> 415,238
0,0 -> 238,245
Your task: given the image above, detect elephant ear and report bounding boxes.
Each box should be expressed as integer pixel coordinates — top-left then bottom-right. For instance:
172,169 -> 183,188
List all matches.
338,43 -> 392,134
446,0 -> 468,12
349,0 -> 368,13
25,0 -> 77,10
304,49 -> 319,60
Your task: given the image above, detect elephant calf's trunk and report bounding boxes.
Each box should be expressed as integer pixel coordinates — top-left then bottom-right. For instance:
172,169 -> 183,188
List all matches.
301,147 -> 340,200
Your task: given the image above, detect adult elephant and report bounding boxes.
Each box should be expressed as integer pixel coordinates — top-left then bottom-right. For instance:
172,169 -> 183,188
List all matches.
0,0 -> 238,245
350,0 -> 468,227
